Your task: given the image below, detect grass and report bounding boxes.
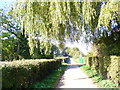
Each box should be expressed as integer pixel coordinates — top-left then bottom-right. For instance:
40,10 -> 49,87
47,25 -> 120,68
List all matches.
80,65 -> 119,88
30,64 -> 67,88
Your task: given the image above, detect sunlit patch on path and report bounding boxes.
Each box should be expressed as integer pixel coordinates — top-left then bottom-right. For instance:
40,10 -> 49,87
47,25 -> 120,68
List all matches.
56,59 -> 97,88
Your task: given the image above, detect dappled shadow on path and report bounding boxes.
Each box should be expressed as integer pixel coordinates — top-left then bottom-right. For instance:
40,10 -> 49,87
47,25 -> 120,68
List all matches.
67,64 -> 83,69
73,77 -> 89,80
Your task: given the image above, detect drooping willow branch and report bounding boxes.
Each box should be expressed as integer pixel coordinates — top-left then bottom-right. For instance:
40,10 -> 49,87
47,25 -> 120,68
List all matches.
11,0 -> 119,54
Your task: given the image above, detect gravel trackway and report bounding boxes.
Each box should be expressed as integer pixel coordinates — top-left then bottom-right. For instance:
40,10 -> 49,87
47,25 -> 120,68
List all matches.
56,58 -> 97,88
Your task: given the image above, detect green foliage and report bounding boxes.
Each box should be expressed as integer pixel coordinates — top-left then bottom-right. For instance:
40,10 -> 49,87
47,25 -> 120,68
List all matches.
81,65 -> 118,88
98,80 -> 117,88
82,57 -> 87,62
82,2 -> 101,30
64,47 -> 71,55
85,56 -> 120,87
1,1 -> 119,60
107,56 -> 120,86
1,59 -> 62,88
31,65 -> 67,88
31,42 -> 56,59
81,65 -> 102,82
11,1 -> 119,54
1,9 -> 57,61
65,47 -> 82,59
91,31 -> 120,56
74,58 -> 80,63
1,10 -> 31,61
98,1 -> 119,29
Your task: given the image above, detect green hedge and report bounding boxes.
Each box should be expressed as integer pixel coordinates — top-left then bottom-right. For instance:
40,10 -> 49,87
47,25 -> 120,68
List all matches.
1,59 -> 62,88
107,56 -> 120,87
85,56 -> 120,87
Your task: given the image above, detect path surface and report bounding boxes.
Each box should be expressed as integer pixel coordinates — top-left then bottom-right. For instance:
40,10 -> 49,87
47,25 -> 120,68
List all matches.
56,58 -> 97,88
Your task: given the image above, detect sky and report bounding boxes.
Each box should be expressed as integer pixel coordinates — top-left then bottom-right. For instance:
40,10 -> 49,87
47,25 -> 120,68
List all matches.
0,0 -> 92,55
0,0 -> 15,12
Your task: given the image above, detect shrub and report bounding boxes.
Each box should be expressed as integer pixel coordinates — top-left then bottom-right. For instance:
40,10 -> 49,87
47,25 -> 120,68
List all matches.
107,56 -> 120,87
1,59 -> 62,88
85,56 -> 120,87
81,65 -> 118,88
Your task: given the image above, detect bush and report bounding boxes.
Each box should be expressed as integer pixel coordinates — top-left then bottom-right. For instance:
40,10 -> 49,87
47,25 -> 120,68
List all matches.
107,56 -> 120,87
1,59 -> 62,88
85,56 -> 120,87
81,65 -> 118,88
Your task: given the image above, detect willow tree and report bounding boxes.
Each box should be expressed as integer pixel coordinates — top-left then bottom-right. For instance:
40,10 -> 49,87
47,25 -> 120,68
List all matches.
11,1 -> 83,55
11,0 -> 119,55
92,0 -> 120,56
98,0 -> 119,30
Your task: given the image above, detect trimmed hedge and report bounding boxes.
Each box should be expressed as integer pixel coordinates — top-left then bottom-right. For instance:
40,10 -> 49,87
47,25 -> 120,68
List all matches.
85,56 -> 120,87
107,56 -> 120,87
1,59 -> 62,88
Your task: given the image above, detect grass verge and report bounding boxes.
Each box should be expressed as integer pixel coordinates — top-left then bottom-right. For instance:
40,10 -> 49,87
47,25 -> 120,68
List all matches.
80,65 -> 119,88
30,64 -> 67,88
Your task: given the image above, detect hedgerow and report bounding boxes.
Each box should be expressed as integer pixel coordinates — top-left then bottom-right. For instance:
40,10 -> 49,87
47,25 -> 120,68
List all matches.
1,59 -> 62,88
85,56 -> 120,87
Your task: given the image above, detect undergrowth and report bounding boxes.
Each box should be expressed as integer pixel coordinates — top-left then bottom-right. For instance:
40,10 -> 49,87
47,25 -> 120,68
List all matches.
80,65 -> 119,88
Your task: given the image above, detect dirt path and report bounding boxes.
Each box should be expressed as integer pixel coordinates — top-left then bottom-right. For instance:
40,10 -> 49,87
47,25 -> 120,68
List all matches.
56,58 -> 97,88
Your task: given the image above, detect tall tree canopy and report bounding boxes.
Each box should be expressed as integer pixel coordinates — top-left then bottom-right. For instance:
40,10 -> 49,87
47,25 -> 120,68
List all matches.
0,9 -> 31,60
10,0 -> 119,55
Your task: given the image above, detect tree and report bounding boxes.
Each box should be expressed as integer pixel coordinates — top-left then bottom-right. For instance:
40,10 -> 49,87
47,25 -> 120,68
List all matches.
9,0 -> 119,57
0,9 -> 31,61
63,47 -> 82,58
11,2 -> 83,54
